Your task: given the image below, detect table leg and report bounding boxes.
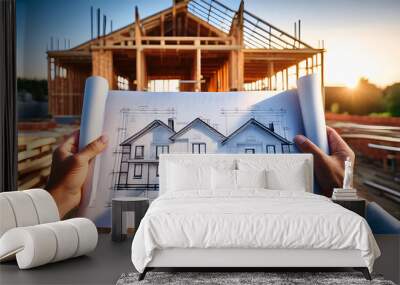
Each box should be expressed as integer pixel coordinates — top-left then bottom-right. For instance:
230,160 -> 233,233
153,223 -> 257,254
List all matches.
112,201 -> 122,241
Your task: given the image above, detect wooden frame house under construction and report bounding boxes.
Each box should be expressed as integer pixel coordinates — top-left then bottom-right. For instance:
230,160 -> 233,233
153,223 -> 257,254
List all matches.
47,0 -> 325,117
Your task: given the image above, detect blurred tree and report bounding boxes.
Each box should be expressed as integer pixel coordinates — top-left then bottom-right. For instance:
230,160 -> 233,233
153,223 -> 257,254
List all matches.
17,78 -> 48,101
384,83 -> 400,117
330,102 -> 340,113
325,87 -> 352,113
351,78 -> 385,115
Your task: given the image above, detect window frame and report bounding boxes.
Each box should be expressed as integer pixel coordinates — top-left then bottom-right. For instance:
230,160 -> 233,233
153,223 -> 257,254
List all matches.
281,144 -> 291,153
133,163 -> 143,179
266,145 -> 276,154
245,148 -> 255,154
156,145 -> 169,159
192,143 -> 206,154
134,145 -> 144,159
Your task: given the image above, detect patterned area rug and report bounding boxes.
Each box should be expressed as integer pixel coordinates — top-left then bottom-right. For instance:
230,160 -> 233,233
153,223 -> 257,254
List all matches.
116,271 -> 395,285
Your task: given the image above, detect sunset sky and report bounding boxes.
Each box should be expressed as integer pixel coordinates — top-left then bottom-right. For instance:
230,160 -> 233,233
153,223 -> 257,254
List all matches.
17,0 -> 400,88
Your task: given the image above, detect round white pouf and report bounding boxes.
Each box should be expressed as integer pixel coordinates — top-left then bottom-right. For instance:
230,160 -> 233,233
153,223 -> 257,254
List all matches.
0,196 -> 17,237
65,218 -> 98,257
42,221 -> 79,262
0,218 -> 98,269
24,189 -> 60,223
0,226 -> 57,269
0,191 -> 39,227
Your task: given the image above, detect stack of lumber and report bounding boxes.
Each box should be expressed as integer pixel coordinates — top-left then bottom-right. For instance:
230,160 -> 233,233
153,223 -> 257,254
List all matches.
17,124 -> 78,191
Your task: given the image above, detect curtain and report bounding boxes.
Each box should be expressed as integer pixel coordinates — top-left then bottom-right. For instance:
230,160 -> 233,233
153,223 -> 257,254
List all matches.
0,0 -> 17,192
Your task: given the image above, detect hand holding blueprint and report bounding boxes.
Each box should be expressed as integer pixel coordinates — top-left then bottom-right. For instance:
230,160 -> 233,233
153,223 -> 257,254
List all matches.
78,74 -> 327,226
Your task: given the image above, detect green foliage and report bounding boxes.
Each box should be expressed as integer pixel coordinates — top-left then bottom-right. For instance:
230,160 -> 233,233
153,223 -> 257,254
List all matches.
369,112 -> 392,117
325,78 -> 398,116
17,78 -> 48,101
384,83 -> 400,117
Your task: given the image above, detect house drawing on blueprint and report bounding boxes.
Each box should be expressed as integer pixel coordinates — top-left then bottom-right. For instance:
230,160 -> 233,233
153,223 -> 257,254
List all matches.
117,118 -> 293,191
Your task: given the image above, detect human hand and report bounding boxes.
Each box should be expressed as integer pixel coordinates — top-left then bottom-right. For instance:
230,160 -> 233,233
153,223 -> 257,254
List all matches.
294,126 -> 355,197
46,131 -> 108,218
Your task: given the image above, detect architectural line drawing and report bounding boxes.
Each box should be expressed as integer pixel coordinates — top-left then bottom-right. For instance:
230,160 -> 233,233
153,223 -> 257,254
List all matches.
115,117 -> 293,193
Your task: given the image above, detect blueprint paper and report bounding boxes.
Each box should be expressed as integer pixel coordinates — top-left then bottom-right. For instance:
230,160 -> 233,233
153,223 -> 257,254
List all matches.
297,74 -> 329,154
78,75 -> 326,227
78,77 -> 108,210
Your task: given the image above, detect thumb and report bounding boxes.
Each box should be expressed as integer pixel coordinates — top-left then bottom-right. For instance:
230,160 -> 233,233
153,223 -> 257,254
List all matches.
78,135 -> 108,162
294,135 -> 326,160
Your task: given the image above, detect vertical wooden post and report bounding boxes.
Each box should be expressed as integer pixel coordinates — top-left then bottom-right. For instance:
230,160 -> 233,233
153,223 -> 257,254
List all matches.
92,50 -> 114,89
312,55 -> 315,73
136,50 -> 143,90
195,47 -> 201,91
228,0 -> 244,91
268,61 -> 274,90
228,51 -> 236,90
306,57 -> 309,75
184,12 -> 188,36
172,5 -> 176,36
160,14 -> 164,36
47,57 -> 52,115
135,6 -> 144,91
285,68 -> 289,90
237,48 -> 244,90
237,0 -> 244,91
296,63 -> 299,81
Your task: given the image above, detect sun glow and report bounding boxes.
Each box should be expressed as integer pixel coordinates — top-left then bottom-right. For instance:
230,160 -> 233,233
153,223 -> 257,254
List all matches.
344,77 -> 359,89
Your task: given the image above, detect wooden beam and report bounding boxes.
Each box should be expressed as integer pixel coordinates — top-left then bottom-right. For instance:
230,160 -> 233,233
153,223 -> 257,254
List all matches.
184,12 -> 188,36
47,57 -> 52,114
227,0 -> 244,90
135,6 -> 143,90
92,50 -> 114,89
160,14 -> 164,36
141,36 -> 231,42
306,57 -> 309,75
245,56 -> 307,61
196,47 -> 201,91
285,68 -> 289,90
238,49 -> 244,90
268,62 -> 274,90
172,5 -> 176,36
92,45 -> 240,51
243,49 -> 324,54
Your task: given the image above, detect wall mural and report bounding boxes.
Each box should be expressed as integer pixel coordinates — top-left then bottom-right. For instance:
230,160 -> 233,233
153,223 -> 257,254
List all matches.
78,75 -> 326,226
